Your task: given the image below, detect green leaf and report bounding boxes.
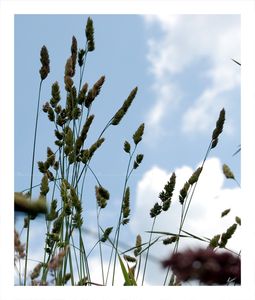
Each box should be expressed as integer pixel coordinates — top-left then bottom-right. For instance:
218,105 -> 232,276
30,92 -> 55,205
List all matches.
118,255 -> 137,286
145,230 -> 188,238
181,230 -> 208,242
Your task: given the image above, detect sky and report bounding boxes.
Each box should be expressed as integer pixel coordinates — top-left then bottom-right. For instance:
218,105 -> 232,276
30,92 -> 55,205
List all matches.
15,14 -> 241,286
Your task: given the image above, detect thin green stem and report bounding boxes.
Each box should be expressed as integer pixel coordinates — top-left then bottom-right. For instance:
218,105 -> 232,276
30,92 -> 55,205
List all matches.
96,208 -> 105,285
24,79 -> 43,285
111,146 -> 137,285
141,217 -> 156,285
164,141 -> 212,285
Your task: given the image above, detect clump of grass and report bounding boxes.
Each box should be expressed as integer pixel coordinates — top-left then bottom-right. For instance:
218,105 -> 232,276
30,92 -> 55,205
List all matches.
16,17 -> 145,286
15,17 -> 240,286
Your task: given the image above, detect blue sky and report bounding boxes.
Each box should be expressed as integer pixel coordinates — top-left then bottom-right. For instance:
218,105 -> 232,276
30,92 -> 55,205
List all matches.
15,14 -> 241,285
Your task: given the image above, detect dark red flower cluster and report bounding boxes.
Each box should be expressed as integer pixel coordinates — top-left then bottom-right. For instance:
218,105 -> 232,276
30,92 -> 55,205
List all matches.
162,248 -> 240,285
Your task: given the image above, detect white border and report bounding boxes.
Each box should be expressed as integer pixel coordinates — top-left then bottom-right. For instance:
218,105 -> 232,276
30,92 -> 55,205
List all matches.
0,1 -> 255,300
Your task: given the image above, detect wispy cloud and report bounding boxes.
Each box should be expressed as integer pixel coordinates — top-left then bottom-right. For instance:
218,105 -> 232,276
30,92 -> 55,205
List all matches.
143,15 -> 240,137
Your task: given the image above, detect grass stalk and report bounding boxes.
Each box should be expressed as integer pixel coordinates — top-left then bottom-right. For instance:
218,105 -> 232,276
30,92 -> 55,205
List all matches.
24,79 -> 43,285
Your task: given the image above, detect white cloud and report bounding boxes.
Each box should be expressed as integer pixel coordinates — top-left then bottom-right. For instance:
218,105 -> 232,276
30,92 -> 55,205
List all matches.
87,256 -> 149,286
88,257 -> 123,286
130,157 -> 241,285
144,15 -> 240,136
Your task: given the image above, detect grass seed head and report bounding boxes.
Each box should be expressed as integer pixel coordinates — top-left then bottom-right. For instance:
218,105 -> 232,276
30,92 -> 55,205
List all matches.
42,101 -> 50,113
85,76 -> 105,108
71,36 -> 77,76
188,167 -> 202,185
80,115 -> 94,140
179,181 -> 190,205
208,234 -> 221,249
14,229 -> 26,259
211,138 -> 218,149
30,263 -> 43,280
39,45 -> 50,80
150,202 -> 162,218
52,213 -> 64,234
159,172 -> 176,207
222,164 -> 235,180
211,108 -> 225,148
124,255 -> 136,263
78,82 -> 88,104
100,227 -> 113,242
219,223 -> 237,248
48,247 -> 68,271
38,161 -> 46,173
78,49 -> 86,67
50,82 -> 61,107
133,123 -> 145,145
163,236 -> 178,245
122,187 -> 130,223
111,87 -> 138,125
40,174 -> 49,197
134,234 -> 142,257
235,216 -> 241,226
133,154 -> 144,169
124,141 -> 131,153
221,208 -> 231,218
46,199 -> 58,221
86,17 -> 95,51
64,57 -> 74,91
96,185 -> 110,209
88,138 -> 105,158
47,107 -> 55,122
46,147 -> 55,166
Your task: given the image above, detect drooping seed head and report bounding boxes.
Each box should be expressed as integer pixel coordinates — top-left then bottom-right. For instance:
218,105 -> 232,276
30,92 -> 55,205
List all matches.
123,141 -> 131,153
163,236 -> 178,245
222,164 -> 235,180
124,255 -> 136,263
235,216 -> 241,226
133,154 -> 144,170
